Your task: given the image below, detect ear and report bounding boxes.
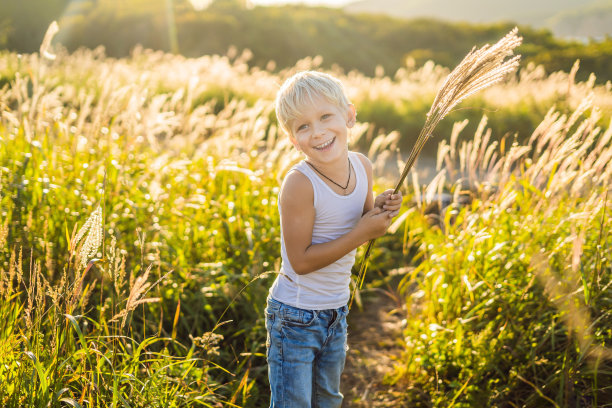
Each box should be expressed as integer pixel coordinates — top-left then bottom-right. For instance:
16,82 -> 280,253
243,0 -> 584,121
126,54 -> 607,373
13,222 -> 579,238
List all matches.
346,104 -> 357,128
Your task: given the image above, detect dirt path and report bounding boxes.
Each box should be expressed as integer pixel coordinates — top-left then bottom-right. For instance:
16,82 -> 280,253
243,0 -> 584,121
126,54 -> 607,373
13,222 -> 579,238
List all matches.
341,288 -> 410,407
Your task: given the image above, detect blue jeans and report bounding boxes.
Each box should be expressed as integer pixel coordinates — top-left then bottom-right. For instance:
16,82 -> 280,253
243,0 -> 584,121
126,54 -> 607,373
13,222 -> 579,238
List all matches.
265,297 -> 349,408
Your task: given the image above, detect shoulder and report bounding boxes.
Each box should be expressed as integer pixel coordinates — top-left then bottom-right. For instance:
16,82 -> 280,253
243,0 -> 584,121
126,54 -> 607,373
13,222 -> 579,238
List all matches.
351,151 -> 372,175
279,168 -> 314,207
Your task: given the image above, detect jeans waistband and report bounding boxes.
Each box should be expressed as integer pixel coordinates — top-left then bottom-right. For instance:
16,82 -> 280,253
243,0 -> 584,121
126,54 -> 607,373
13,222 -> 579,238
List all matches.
266,296 -> 347,314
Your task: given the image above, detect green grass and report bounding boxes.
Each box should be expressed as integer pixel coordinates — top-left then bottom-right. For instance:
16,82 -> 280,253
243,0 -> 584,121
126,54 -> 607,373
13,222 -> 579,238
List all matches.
391,106 -> 612,406
0,47 -> 611,406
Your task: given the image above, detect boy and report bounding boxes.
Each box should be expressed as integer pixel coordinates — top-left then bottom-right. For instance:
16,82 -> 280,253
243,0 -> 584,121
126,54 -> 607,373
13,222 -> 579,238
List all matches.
266,71 -> 402,407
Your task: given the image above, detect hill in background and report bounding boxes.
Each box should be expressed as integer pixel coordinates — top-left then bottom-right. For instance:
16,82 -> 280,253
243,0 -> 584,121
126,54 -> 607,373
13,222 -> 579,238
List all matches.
345,0 -> 612,40
1,0 -> 611,84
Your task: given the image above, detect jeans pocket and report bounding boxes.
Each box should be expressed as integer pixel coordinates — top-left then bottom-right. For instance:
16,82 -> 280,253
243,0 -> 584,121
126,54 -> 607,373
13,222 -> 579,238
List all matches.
265,312 -> 275,325
280,307 -> 316,327
265,311 -> 277,360
265,331 -> 271,359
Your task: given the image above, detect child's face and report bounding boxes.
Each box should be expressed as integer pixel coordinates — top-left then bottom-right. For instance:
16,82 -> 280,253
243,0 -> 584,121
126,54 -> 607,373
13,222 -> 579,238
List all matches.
288,95 -> 356,165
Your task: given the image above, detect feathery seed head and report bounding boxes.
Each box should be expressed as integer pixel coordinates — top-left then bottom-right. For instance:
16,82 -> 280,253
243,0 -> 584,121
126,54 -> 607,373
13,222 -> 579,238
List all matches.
355,28 -> 523,306
74,205 -> 103,269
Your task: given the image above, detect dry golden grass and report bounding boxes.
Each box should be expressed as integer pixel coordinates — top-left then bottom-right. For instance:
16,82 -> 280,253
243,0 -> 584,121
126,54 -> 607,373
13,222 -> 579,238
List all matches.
354,28 -> 523,300
0,26 -> 610,405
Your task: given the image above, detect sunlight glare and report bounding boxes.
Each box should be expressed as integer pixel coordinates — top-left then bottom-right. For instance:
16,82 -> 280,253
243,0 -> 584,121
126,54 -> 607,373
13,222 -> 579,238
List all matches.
189,0 -> 214,11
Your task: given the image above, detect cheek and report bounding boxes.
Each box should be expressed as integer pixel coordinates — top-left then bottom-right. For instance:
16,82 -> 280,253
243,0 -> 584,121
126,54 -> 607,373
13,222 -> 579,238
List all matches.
291,134 -> 311,151
293,130 -> 311,142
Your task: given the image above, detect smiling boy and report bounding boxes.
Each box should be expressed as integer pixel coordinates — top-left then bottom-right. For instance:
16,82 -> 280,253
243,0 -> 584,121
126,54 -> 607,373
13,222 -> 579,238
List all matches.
265,71 -> 402,407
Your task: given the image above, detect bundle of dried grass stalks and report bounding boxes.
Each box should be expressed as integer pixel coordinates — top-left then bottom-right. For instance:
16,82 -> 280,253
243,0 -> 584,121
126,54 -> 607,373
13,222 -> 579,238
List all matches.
352,28 -> 523,306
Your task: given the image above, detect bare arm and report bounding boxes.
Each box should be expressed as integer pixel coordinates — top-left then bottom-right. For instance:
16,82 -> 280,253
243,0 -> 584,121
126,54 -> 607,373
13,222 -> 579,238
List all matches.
280,170 -> 391,275
357,153 -> 375,214
357,152 -> 403,216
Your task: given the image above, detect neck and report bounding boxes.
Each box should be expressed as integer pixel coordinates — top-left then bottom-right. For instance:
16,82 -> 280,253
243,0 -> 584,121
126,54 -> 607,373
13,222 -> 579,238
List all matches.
305,153 -> 352,190
305,152 -> 349,175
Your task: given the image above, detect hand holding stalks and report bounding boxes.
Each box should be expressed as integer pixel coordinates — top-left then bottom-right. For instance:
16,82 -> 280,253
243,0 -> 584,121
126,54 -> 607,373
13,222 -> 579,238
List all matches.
375,189 -> 403,218
356,207 -> 394,242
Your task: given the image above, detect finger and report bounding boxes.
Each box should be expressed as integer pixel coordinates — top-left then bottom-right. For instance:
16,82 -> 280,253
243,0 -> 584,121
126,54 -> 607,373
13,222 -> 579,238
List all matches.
369,207 -> 383,215
373,209 -> 391,219
385,195 -> 400,203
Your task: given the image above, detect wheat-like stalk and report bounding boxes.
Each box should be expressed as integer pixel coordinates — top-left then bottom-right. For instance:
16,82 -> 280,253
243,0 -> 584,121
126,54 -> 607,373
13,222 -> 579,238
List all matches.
352,28 -> 523,307
110,264 -> 170,329
39,21 -> 59,61
74,205 -> 103,269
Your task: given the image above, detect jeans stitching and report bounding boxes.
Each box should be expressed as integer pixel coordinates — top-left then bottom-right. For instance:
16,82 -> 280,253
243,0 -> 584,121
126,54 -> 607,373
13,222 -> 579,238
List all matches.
280,312 -> 317,327
278,302 -> 318,327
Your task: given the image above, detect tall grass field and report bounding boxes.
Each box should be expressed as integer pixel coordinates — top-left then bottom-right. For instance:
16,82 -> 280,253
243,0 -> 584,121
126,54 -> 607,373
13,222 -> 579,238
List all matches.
0,43 -> 611,407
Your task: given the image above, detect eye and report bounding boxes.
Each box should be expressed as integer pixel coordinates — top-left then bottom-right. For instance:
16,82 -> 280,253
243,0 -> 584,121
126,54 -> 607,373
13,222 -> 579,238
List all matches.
297,124 -> 308,132
321,113 -> 332,120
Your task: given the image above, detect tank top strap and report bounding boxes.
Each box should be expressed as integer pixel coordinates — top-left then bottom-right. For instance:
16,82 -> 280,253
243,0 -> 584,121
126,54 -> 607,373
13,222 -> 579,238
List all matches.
291,161 -> 321,207
348,151 -> 367,189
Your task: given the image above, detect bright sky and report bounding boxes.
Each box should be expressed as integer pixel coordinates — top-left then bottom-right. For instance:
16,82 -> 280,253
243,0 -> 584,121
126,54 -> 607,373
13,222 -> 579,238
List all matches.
189,0 -> 352,10
251,0 -> 352,5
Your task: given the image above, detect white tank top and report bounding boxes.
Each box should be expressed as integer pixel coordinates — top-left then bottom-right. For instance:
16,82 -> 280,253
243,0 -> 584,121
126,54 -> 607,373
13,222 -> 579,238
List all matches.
269,151 -> 369,310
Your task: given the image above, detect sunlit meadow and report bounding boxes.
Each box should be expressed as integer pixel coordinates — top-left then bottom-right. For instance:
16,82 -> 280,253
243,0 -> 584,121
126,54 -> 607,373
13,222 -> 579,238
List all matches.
0,40 -> 611,406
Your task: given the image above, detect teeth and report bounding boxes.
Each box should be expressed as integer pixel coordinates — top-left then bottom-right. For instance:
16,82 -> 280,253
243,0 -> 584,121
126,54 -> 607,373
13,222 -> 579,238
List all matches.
315,138 -> 334,149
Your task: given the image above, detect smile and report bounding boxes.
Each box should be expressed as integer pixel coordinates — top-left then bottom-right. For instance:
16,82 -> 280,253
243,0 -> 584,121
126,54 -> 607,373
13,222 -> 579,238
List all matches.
313,137 -> 335,150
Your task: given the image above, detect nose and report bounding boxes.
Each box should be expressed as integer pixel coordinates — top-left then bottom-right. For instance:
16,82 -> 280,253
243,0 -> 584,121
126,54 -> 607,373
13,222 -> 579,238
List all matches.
312,121 -> 325,137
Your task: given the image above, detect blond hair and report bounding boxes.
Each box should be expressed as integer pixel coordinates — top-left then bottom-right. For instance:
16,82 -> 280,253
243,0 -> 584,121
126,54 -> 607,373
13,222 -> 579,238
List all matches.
275,71 -> 351,136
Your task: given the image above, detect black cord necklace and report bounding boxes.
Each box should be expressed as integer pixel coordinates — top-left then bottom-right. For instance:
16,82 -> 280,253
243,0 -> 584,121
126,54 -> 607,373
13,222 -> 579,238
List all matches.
305,157 -> 352,191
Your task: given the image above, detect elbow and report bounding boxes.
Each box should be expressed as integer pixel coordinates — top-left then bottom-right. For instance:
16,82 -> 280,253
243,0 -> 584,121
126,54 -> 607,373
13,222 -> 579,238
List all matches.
292,264 -> 313,276
289,258 -> 314,275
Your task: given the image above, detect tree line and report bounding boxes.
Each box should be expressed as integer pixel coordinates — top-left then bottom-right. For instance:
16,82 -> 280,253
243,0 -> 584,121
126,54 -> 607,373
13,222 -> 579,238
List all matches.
2,0 -> 611,82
